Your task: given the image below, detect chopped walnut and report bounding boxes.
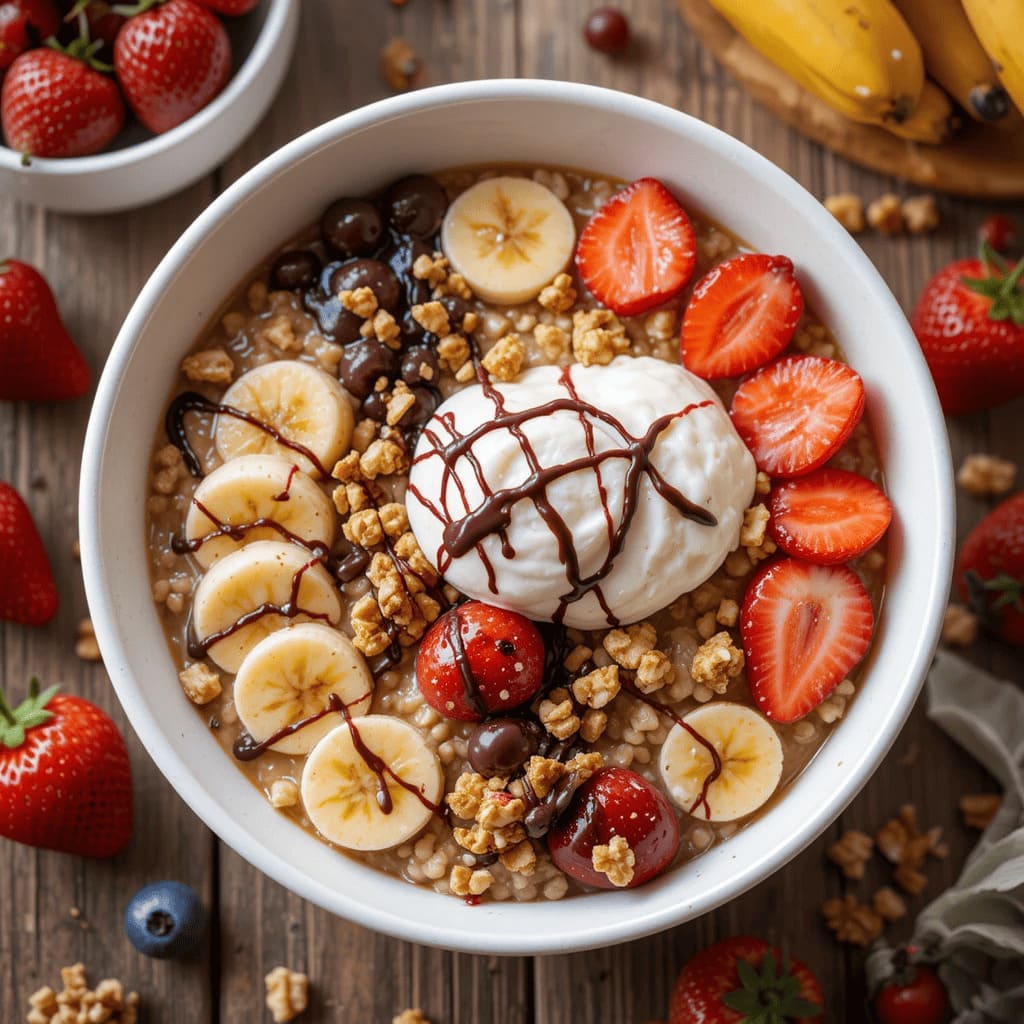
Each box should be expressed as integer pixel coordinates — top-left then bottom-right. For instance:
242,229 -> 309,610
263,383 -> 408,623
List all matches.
524,755 -> 566,800
580,708 -> 608,743
393,1012 -> 432,1024
270,779 -> 299,809
262,314 -> 302,353
265,966 -> 309,1023
867,193 -> 904,235
571,308 -> 629,366
690,632 -> 744,693
827,829 -> 874,880
454,821 -> 524,854
635,649 -> 675,694
566,750 -> 603,782
481,334 -> 526,382
412,252 -> 448,288
822,894 -> 884,946
359,438 -> 409,479
873,886 -> 907,922
180,348 -> 234,384
350,593 -> 392,657
902,195 -> 940,234
386,380 -> 418,426
380,37 -> 419,91
534,323 -> 571,361
591,834 -> 635,888
449,865 -> 494,897
960,793 -> 1001,830
877,805 -> 946,894
571,665 -> 620,709
28,965 -> 139,1024
942,604 -> 979,647
824,193 -> 866,234
411,300 -> 450,337
178,662 -> 222,705
343,508 -> 384,548
957,453 -> 1017,497
378,502 -> 409,539
74,618 -> 102,662
537,687 -> 580,740
602,622 -> 657,669
739,504 -> 769,548
537,273 -> 577,313
500,838 -> 538,876
477,790 -> 526,829
446,772 -> 490,820
339,286 -> 378,319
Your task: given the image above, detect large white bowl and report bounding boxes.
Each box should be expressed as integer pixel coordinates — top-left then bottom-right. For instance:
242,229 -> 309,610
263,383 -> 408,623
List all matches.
0,0 -> 299,213
80,80 -> 954,955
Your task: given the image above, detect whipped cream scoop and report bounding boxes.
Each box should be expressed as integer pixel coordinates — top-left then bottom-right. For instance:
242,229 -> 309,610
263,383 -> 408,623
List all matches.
406,355 -> 756,629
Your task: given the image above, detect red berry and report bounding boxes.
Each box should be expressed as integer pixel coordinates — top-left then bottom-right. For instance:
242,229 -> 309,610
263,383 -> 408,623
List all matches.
741,557 -> 874,723
576,177 -> 696,317
415,601 -> 545,722
768,468 -> 892,565
729,355 -> 865,477
978,214 -> 1018,254
195,0 -> 259,13
875,965 -> 948,1024
0,482 -> 58,626
583,7 -> 629,54
0,0 -> 61,71
681,253 -> 803,379
547,767 -> 678,889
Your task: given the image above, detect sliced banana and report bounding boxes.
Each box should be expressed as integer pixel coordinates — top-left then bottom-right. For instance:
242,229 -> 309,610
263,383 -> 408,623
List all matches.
184,454 -> 335,569
191,540 -> 342,673
659,703 -> 783,822
215,360 -> 354,478
234,623 -> 373,756
301,715 -> 442,851
441,176 -> 576,305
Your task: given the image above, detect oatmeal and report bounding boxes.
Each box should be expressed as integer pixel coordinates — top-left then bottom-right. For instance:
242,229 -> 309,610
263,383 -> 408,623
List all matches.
145,166 -> 889,903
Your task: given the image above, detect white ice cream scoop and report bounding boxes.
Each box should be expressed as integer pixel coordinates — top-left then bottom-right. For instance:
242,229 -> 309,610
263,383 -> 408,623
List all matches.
405,355 -> 755,629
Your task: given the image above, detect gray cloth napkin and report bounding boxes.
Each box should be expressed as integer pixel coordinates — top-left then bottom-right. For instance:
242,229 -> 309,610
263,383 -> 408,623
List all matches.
910,650 -> 1024,1022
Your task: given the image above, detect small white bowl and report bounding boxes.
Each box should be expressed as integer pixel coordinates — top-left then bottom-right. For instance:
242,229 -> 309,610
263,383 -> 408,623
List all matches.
81,80 -> 955,954
0,0 -> 299,214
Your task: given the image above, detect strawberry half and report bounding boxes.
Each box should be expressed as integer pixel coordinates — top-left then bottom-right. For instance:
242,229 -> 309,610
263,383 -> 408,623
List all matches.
769,468 -> 892,565
741,557 -> 874,723
681,253 -> 803,379
575,177 -> 696,317
0,482 -> 58,626
730,355 -> 865,477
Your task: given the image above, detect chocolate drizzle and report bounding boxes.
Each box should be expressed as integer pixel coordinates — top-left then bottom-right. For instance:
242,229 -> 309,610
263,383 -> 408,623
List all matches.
446,605 -> 487,719
165,391 -> 328,479
409,363 -> 718,626
273,464 -> 301,501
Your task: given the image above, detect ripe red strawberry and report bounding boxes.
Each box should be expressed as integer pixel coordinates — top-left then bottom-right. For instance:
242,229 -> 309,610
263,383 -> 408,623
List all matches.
0,679 -> 133,857
415,601 -> 546,721
729,355 -> 865,477
114,0 -> 231,135
547,767 -> 678,889
682,253 -> 804,379
669,936 -> 824,1023
195,0 -> 257,13
0,0 -> 61,70
910,250 -> 1024,415
1,43 -> 124,158
956,491 -> 1024,645
0,260 -> 90,400
740,557 -> 874,723
576,177 -> 696,317
0,483 -> 58,625
768,468 -> 892,565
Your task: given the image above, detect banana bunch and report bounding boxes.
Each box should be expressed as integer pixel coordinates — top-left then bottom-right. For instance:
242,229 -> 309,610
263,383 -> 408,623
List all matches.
709,0 -> 1024,146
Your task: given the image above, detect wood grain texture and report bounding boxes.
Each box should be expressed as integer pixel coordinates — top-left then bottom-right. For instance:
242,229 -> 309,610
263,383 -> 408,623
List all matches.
1,1 -> 1021,1022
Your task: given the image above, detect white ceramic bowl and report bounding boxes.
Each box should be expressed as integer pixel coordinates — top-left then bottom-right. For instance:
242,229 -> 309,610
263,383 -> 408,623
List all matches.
0,0 -> 298,213
81,80 -> 954,954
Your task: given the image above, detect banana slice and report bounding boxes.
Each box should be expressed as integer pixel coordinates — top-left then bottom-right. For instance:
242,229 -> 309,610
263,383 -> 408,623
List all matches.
215,360 -> 354,478
441,176 -> 576,305
184,454 -> 335,569
233,622 -> 373,755
659,703 -> 783,822
301,716 -> 442,851
191,540 -> 342,673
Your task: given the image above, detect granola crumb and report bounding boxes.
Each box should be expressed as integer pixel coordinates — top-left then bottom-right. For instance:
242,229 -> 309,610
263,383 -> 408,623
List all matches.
824,193 -> 866,234
411,301 -> 450,338
449,864 -> 494,897
571,308 -> 629,366
265,966 -> 309,1023
261,314 -> 302,353
270,779 -> 299,809
571,664 -> 620,709
28,965 -> 139,1024
538,687 -> 581,740
960,792 -> 1001,830
957,453 -> 1017,498
180,348 -> 234,384
74,618 -> 102,662
178,662 -> 222,705
339,286 -> 378,319
393,1011 -> 433,1024
481,334 -> 526,382
380,37 -> 420,91
739,504 -> 769,548
537,272 -> 577,313
901,194 -> 940,234
534,323 -> 571,361
867,194 -> 904,235
591,834 -> 635,887
690,631 -> 744,694
602,621 -> 657,670
942,603 -> 979,647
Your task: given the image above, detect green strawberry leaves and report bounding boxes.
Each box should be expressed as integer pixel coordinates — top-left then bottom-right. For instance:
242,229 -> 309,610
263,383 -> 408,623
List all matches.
0,677 -> 58,749
962,245 -> 1024,328
722,950 -> 822,1022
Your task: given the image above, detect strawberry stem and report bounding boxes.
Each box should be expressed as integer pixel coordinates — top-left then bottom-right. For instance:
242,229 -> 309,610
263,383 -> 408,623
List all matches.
111,0 -> 164,16
44,21 -> 113,72
961,253 -> 1024,328
0,678 -> 58,750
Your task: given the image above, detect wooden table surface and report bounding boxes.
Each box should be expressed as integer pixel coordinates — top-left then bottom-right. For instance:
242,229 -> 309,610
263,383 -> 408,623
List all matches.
1,1 -> 1022,1021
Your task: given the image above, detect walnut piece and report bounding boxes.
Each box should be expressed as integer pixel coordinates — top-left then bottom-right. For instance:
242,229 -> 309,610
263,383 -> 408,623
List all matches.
265,966 -> 309,1023
537,272 -> 577,313
901,194 -> 940,235
537,687 -> 580,740
827,829 -> 874,880
591,834 -> 635,887
824,193 -> 866,234
876,804 -> 946,894
960,793 -> 1001,830
571,664 -> 620,709
380,37 -> 419,91
571,308 -> 629,366
580,707 -> 608,743
481,334 -> 526,382
500,838 -> 538,876
867,193 -> 904,235
393,1010 -> 433,1024
602,622 -> 657,669
690,631 -> 744,693
74,618 -> 102,662
27,965 -> 139,1024
449,865 -> 494,897
180,347 -> 234,384
524,754 -> 566,800
942,604 -> 979,647
822,894 -> 884,946
178,662 -> 222,706
957,453 -> 1017,497
872,886 -> 907,922
635,649 -> 674,694
359,438 -> 409,479
477,790 -> 526,830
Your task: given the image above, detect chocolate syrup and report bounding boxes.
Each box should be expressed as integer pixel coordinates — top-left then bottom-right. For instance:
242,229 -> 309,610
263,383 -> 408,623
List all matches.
273,464 -> 301,501
165,391 -> 328,479
446,606 -> 487,719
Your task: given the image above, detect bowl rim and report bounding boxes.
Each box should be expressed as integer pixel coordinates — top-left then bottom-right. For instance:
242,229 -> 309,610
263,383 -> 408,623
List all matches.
0,0 -> 295,175
80,78 -> 955,954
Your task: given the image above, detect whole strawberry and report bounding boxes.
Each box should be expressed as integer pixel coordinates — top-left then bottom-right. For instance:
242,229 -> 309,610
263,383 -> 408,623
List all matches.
114,0 -> 231,135
911,247 -> 1024,415
0,482 -> 58,625
0,679 -> 133,858
0,260 -> 90,401
195,0 -> 257,13
0,0 -> 61,70
957,491 -> 1024,645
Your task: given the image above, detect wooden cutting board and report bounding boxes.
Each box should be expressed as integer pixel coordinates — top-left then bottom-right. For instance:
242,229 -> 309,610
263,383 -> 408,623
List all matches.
676,0 -> 1024,199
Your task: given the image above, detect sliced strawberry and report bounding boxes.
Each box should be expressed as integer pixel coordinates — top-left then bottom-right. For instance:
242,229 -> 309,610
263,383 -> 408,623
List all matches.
769,468 -> 892,565
730,355 -> 865,477
681,253 -> 803,379
741,558 -> 874,723
575,177 -> 696,317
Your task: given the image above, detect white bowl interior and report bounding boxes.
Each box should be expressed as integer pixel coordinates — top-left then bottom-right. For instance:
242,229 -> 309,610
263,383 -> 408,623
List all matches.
81,81 -> 954,955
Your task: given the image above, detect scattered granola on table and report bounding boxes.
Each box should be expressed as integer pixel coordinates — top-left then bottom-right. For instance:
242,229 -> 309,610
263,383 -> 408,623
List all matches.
264,966 -> 308,1023
26,964 -> 139,1024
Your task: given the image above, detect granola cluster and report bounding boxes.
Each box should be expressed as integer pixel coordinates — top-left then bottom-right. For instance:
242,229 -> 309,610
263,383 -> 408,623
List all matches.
264,966 -> 308,1023
26,965 -> 138,1024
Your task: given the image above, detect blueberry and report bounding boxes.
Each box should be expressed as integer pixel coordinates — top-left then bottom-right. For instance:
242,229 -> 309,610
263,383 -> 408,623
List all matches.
124,881 -> 206,959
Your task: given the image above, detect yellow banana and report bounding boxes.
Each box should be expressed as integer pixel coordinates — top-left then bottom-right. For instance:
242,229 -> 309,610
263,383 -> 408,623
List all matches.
883,79 -> 960,142
961,0 -> 1024,117
708,0 -> 925,125
895,0 -> 1011,121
